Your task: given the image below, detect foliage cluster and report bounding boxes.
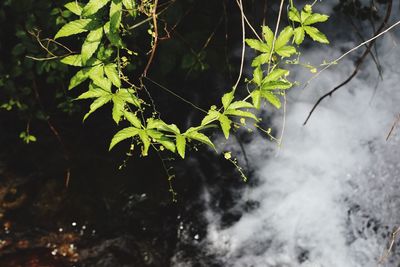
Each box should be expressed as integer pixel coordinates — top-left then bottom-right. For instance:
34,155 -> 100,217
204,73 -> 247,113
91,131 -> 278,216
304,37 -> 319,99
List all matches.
51,0 -> 329,169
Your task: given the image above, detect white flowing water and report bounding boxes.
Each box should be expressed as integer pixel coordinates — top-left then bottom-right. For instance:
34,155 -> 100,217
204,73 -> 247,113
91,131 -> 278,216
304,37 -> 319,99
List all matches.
174,2 -> 400,266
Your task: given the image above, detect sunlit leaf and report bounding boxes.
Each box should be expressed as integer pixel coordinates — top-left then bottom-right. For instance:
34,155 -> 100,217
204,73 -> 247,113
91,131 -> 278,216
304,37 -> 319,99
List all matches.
61,55 -> 83,66
304,26 -> 329,44
110,0 -> 122,32
55,19 -> 94,39
82,0 -> 110,17
227,101 -> 254,110
275,45 -> 297,58
68,67 -> 94,89
262,25 -> 274,45
261,80 -> 292,90
109,127 -> 139,150
219,114 -> 231,139
115,88 -> 140,107
245,39 -> 270,53
288,7 -> 301,23
304,13 -> 329,25
64,2 -> 84,16
122,0 -> 137,17
138,130 -> 150,156
222,90 -> 234,110
275,26 -> 293,50
184,130 -> 215,150
251,90 -> 261,109
123,111 -> 142,128
104,22 -> 124,47
293,27 -> 305,45
81,27 -> 103,64
83,94 -> 113,121
104,63 -> 121,88
176,134 -> 186,158
251,53 -> 270,67
225,109 -> 258,121
263,68 -> 289,83
253,66 -> 263,86
112,94 -> 125,124
261,91 -> 281,109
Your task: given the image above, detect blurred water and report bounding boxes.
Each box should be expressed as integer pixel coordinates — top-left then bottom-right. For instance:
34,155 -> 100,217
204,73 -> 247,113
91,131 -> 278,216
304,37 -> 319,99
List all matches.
174,1 -> 400,266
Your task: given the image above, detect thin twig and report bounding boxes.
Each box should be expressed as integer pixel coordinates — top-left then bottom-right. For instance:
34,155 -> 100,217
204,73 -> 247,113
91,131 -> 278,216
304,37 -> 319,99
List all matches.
143,76 -> 208,114
379,226 -> 400,264
32,77 -> 71,188
386,113 -> 400,141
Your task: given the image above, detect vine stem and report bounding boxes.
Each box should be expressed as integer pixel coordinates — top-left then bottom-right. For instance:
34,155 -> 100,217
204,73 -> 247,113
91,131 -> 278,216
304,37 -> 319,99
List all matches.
268,0 -> 285,72
143,0 -> 159,77
235,0 -> 262,41
233,0 -> 246,91
302,20 -> 400,92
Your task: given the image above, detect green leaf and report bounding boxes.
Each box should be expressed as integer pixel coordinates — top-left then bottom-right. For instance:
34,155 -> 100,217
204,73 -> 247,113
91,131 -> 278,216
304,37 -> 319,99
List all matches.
261,81 -> 292,90
262,25 -> 274,45
219,114 -> 231,139
122,0 -> 137,17
301,10 -> 312,23
263,68 -> 289,83
225,109 -> 258,121
222,90 -> 234,110
201,110 -> 220,126
68,67 -> 94,89
251,90 -> 261,109
304,26 -> 329,44
288,7 -> 301,23
76,87 -> 110,99
184,131 -> 215,150
251,53 -> 270,67
112,94 -> 125,124
245,39 -> 270,53
293,27 -> 305,45
146,119 -> 180,134
176,135 -> 186,159
61,55 -> 83,66
82,27 -> 103,64
147,130 -> 175,153
64,2 -> 84,16
303,13 -> 329,25
138,130 -> 151,156
104,63 -> 121,88
83,94 -> 113,121
303,4 -> 312,13
115,89 -> 140,107
124,111 -> 142,128
110,0 -> 122,32
261,91 -> 281,109
55,19 -> 93,39
275,45 -> 297,58
227,101 -> 254,110
104,22 -> 124,47
275,26 -> 293,50
253,66 -> 263,86
82,0 -> 110,17
155,136 -> 176,153
109,127 -> 139,150
92,76 -> 112,92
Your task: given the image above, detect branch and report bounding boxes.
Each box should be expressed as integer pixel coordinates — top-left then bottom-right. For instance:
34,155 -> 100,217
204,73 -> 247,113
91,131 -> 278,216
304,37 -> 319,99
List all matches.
303,0 -> 394,125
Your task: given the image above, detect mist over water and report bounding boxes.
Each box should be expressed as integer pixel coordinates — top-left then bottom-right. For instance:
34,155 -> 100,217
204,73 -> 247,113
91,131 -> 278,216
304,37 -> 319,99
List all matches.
175,2 -> 400,266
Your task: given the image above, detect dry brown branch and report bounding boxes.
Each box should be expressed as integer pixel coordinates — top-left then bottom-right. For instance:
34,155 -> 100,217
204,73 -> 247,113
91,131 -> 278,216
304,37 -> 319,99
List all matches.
303,0 -> 393,125
386,113 -> 400,141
